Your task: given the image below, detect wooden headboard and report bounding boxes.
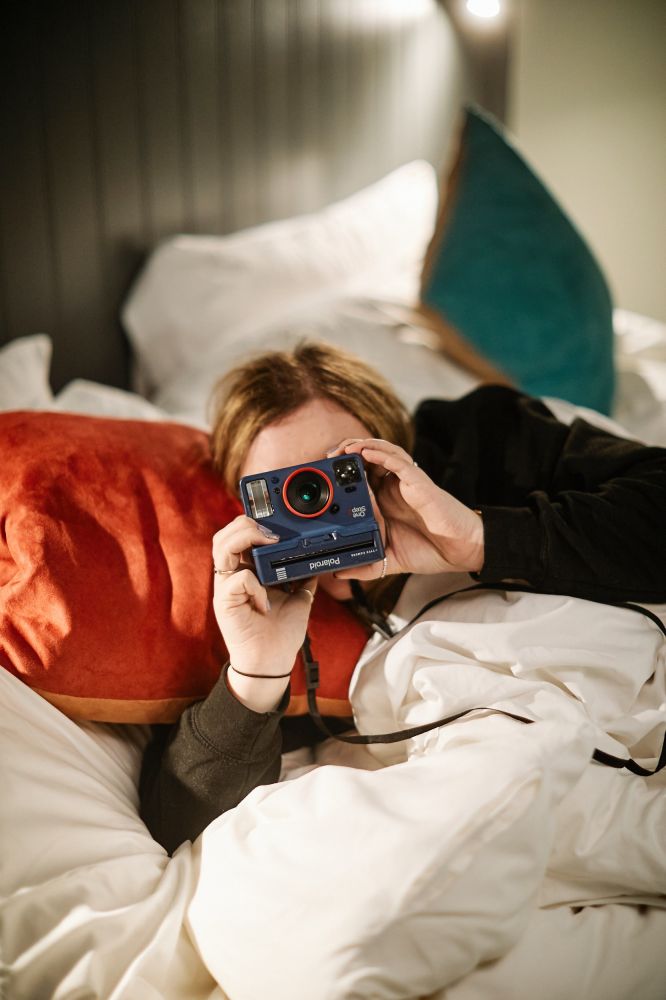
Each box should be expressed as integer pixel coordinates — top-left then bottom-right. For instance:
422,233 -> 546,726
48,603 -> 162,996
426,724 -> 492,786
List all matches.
0,0 -> 491,392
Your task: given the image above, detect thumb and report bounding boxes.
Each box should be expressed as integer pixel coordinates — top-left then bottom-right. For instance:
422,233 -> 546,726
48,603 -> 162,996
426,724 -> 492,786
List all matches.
334,555 -> 388,582
292,576 -> 318,602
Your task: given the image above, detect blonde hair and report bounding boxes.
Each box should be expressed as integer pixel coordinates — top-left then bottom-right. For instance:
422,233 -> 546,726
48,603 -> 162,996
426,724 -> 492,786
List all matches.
209,341 -> 413,494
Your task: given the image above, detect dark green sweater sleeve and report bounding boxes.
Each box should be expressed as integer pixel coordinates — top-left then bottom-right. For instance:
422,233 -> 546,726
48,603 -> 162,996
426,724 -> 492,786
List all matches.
414,385 -> 666,603
139,665 -> 288,855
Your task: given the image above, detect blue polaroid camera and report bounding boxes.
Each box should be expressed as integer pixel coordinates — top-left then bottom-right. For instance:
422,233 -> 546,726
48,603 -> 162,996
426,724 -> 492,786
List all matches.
239,454 -> 384,586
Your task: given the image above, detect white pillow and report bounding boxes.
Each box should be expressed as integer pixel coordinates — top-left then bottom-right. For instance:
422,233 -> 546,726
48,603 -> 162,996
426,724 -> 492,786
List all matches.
0,334 -> 53,411
612,308 -> 666,445
541,394 -> 638,438
53,378 -> 174,422
122,161 -> 438,391
152,299 -> 479,428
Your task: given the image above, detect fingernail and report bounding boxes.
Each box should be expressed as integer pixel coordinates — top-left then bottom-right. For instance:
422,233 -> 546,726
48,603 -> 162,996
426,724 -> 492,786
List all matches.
265,597 -> 272,613
258,524 -> 279,540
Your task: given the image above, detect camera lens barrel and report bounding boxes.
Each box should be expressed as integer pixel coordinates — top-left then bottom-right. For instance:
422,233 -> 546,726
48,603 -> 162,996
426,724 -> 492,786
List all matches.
283,468 -> 333,517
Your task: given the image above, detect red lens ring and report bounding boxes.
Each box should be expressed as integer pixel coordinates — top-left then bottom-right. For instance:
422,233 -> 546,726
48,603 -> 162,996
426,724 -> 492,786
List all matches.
283,467 -> 334,518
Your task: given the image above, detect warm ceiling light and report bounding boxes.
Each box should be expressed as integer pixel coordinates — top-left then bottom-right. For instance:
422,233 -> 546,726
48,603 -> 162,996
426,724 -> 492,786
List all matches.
466,0 -> 501,18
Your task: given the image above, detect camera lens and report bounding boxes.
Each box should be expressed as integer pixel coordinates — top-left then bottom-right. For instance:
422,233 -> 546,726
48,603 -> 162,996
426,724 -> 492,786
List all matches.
298,481 -> 319,504
284,468 -> 332,517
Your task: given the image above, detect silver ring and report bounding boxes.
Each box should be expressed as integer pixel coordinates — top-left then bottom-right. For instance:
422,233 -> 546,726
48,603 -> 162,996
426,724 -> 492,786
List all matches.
214,567 -> 235,576
380,556 -> 388,579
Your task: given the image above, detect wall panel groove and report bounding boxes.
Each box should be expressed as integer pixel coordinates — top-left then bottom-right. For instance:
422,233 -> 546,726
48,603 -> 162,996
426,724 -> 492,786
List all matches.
42,1 -> 110,387
1,0 -> 476,390
0,5 -> 58,353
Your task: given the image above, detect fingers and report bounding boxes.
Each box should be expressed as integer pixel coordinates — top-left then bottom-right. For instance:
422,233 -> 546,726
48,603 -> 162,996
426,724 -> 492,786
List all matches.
328,437 -> 410,459
328,438 -> 419,480
212,515 -> 279,574
335,552 -> 393,582
225,573 -> 316,618
212,516 -> 278,615
213,538 -> 319,620
292,576 -> 318,604
214,566 -> 271,615
360,446 -> 421,482
365,478 -> 389,549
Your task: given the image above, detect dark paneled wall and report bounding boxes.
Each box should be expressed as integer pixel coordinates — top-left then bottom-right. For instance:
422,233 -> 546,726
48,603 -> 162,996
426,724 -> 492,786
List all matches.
0,0 -> 473,390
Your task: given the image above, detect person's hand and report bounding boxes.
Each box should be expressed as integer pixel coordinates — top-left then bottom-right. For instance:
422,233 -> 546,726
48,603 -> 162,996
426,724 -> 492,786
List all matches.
212,516 -> 317,711
327,438 -> 484,580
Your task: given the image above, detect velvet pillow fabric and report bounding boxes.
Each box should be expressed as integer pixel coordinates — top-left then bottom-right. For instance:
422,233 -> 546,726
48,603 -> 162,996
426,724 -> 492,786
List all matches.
420,106 -> 615,414
0,412 -> 368,722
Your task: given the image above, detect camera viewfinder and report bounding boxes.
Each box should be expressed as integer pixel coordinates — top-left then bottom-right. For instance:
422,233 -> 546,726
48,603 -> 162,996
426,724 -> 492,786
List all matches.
332,457 -> 362,487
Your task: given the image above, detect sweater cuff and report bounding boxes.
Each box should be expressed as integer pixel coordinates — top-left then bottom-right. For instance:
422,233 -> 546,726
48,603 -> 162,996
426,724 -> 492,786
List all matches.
192,663 -> 289,761
474,505 -> 544,584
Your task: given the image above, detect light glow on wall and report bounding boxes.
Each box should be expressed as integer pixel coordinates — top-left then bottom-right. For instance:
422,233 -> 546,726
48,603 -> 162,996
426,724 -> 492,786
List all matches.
329,0 -> 436,31
466,0 -> 501,18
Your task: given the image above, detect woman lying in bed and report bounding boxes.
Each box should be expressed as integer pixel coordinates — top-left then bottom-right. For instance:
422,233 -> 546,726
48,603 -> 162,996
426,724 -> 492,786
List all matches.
139,342 -> 666,853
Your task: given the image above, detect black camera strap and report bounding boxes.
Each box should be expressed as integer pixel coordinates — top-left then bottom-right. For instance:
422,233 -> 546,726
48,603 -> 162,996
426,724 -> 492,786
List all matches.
348,580 -> 397,639
302,582 -> 666,776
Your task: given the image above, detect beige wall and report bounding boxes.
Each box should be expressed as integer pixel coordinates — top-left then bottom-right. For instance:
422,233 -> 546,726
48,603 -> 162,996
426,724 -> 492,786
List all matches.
508,0 -> 666,323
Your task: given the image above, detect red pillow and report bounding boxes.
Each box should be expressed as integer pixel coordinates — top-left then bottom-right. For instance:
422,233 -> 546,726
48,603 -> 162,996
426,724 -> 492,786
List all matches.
0,412 -> 369,722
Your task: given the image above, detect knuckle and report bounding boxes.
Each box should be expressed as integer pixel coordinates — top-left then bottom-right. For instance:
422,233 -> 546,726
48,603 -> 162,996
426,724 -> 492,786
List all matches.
213,516 -> 243,545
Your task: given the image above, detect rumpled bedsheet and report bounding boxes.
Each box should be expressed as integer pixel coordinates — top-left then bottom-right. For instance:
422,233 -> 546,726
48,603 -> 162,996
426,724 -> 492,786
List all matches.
2,589 -> 665,999
187,590 -> 666,1000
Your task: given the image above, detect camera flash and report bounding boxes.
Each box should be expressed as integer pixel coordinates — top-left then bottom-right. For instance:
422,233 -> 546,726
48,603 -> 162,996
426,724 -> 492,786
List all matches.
246,478 -> 274,519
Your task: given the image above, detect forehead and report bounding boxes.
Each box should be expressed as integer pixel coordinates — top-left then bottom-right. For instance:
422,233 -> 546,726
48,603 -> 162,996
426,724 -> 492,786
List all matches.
241,397 -> 370,477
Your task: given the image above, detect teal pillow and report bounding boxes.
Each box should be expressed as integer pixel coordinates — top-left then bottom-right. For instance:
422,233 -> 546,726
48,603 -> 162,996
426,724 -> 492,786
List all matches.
421,106 -> 615,414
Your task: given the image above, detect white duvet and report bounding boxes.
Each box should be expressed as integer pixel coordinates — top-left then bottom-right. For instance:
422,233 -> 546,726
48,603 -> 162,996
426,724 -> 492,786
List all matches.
2,582 -> 666,1000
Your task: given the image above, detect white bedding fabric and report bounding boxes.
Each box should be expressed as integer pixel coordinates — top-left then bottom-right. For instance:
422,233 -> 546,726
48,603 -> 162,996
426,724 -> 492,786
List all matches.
0,669 -> 218,1000
149,296 -> 478,427
0,333 -> 54,412
4,316 -> 666,446
2,294 -> 666,995
2,584 -> 665,999
117,150 -> 666,447
140,302 -> 666,446
121,161 -> 438,394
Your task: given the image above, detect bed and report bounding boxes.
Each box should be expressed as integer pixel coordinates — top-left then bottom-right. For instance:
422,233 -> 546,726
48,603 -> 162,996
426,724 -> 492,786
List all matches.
1,3 -> 665,999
